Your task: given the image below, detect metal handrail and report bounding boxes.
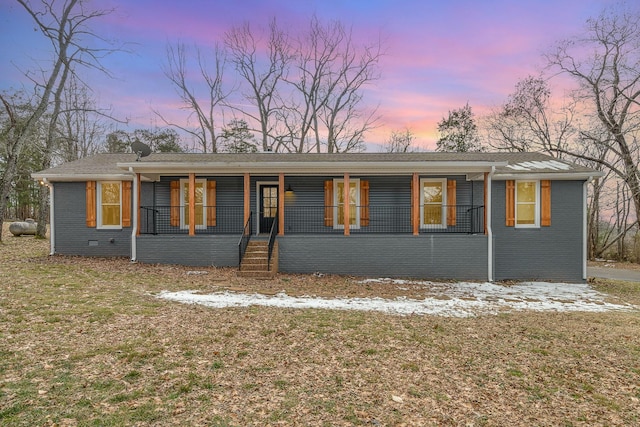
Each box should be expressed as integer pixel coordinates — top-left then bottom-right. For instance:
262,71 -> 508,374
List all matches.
267,212 -> 278,271
238,212 -> 253,269
140,206 -> 159,235
467,205 -> 485,234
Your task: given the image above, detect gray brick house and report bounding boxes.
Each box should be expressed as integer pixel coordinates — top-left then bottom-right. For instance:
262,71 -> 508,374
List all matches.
33,152 -> 601,282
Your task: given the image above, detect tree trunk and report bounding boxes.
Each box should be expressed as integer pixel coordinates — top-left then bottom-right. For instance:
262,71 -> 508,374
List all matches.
36,185 -> 48,238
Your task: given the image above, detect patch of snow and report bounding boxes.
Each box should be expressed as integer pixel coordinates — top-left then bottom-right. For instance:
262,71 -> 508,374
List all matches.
156,280 -> 635,318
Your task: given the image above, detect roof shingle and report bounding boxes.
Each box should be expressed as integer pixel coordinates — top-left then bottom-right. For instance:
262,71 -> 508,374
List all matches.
32,152 -> 600,180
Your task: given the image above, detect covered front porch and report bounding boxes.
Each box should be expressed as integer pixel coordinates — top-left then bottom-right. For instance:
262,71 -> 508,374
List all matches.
117,153 -> 502,280
130,170 -> 493,280
135,173 -> 489,237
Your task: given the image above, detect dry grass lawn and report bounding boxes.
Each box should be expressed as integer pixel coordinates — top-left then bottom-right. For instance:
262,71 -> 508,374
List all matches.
1,224 -> 639,426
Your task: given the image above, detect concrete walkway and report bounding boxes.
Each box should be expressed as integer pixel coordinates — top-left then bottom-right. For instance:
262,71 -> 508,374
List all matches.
588,266 -> 640,283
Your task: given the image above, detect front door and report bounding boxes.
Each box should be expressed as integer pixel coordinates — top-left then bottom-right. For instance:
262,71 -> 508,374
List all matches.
259,185 -> 278,233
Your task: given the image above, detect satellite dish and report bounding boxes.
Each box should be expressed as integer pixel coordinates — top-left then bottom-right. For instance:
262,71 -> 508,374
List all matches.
131,140 -> 151,161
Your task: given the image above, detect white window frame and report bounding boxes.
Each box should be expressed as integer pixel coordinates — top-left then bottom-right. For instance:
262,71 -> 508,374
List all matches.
515,180 -> 540,228
420,178 -> 447,229
333,178 -> 360,230
180,178 -> 207,230
97,181 -> 122,230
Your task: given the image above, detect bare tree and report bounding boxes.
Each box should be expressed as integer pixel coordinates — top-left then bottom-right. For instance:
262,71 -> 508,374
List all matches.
56,74 -> 106,162
384,128 -> 415,153
158,42 -> 228,153
0,90 -> 42,221
314,21 -> 382,153
282,15 -> 337,153
545,3 -> 640,228
281,16 -> 381,153
0,0 -> 116,241
225,19 -> 292,152
224,16 -> 382,153
484,76 -> 576,156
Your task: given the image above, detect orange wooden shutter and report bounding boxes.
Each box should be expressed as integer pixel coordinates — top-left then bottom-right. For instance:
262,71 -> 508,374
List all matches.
411,174 -> 420,234
360,180 -> 370,226
122,181 -> 132,227
86,181 -> 96,227
447,179 -> 456,226
410,177 -> 414,229
170,180 -> 180,227
541,180 -> 551,226
324,180 -> 334,226
505,180 -> 515,227
207,180 -> 217,226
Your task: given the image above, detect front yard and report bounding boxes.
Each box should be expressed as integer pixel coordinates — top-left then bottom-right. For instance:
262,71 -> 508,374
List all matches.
1,226 -> 639,426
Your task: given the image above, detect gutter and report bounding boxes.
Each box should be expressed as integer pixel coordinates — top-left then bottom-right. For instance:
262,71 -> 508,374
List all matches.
583,177 -> 592,281
487,166 -> 495,282
31,173 -> 134,182
43,178 -> 55,256
130,167 -> 137,263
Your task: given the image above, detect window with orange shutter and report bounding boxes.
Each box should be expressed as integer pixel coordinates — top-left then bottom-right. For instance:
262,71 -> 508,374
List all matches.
505,180 -> 550,228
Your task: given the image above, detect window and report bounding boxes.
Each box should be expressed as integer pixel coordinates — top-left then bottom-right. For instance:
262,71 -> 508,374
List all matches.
506,180 -> 549,228
324,179 -> 369,228
420,178 -> 446,228
180,179 -> 206,229
334,178 -> 360,229
97,181 -> 122,229
515,180 -> 539,227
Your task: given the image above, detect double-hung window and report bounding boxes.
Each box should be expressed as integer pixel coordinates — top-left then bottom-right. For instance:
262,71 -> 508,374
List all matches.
97,181 -> 122,229
506,180 -> 550,228
334,178 -> 360,229
515,180 -> 539,227
420,178 -> 447,228
180,178 -> 206,229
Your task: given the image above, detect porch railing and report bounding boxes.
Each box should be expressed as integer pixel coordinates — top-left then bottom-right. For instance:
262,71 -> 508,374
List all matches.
284,205 -> 485,234
140,204 -> 485,235
140,205 -> 244,235
238,211 -> 253,267
267,212 -> 278,271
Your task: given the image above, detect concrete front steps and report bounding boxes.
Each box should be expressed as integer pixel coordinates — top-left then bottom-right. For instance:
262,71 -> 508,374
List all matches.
238,240 -> 278,279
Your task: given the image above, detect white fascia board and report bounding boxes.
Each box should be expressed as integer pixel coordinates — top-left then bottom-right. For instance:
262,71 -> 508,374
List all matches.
117,161 -> 507,175
31,173 -> 135,182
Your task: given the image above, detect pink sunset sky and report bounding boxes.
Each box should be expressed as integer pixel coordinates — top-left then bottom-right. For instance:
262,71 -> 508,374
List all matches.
0,0 -> 616,151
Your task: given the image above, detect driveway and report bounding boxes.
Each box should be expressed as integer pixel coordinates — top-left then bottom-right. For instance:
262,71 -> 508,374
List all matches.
588,266 -> 640,283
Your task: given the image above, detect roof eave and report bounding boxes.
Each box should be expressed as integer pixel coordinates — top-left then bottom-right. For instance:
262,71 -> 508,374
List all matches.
493,171 -> 605,180
31,173 -> 135,182
117,160 -> 508,175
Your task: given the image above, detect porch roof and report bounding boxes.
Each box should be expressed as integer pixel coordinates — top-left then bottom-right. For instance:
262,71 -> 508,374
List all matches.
32,152 -> 602,182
